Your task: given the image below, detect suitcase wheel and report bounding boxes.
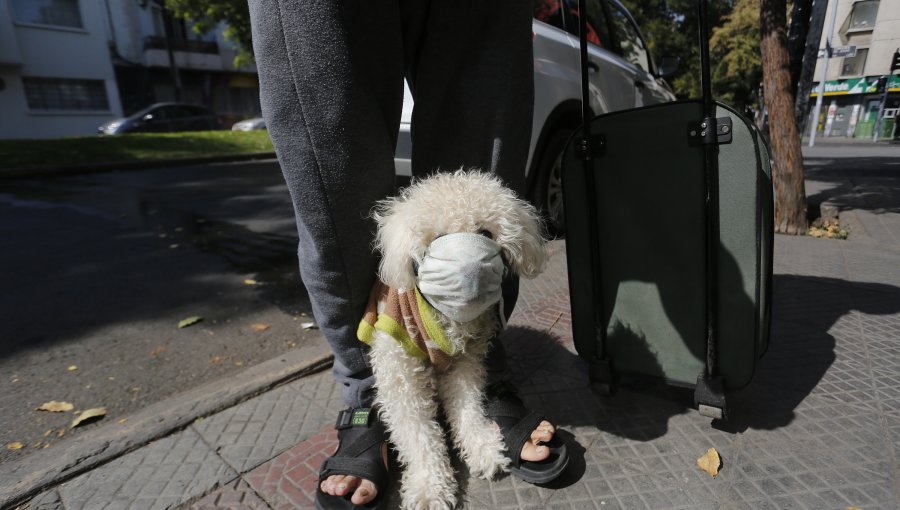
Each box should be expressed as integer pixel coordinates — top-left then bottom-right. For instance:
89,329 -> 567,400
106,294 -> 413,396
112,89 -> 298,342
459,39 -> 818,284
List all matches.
698,404 -> 724,420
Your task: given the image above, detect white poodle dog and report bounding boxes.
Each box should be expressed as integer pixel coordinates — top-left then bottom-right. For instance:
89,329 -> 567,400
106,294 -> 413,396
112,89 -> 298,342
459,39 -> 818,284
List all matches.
361,170 -> 559,509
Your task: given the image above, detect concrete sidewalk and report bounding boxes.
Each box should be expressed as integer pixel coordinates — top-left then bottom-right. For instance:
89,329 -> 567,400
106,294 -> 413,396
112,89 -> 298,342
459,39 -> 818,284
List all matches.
7,170 -> 900,509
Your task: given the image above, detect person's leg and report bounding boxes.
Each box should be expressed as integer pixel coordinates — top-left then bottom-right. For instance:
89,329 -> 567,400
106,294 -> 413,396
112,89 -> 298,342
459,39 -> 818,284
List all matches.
404,1 -> 534,195
249,0 -> 404,504
404,0 -> 559,469
250,0 -> 404,408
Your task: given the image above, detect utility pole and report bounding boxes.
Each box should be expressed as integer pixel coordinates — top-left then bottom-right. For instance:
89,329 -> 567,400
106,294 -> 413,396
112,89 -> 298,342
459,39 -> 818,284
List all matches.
808,0 -> 839,147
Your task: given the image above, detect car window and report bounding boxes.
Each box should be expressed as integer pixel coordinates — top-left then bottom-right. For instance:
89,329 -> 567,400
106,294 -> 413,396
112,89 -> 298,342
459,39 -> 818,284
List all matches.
151,106 -> 181,119
533,0 -> 564,30
186,105 -> 210,117
560,0 -> 611,49
609,4 -> 651,73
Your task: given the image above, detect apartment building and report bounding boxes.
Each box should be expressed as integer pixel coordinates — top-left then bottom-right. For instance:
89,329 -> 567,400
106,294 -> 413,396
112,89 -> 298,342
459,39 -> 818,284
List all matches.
808,0 -> 900,139
0,0 -> 124,139
0,0 -> 260,139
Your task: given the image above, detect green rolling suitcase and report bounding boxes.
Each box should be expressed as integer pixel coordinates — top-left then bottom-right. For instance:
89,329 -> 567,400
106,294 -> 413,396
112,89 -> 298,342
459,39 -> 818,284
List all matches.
562,0 -> 773,420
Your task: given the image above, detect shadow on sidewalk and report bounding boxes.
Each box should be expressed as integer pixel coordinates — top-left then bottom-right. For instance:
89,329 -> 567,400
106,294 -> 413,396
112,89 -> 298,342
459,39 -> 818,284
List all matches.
805,155 -> 900,215
501,274 -> 900,446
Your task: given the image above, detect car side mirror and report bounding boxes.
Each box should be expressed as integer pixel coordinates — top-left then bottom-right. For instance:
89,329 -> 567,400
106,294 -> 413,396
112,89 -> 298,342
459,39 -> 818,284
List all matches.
142,113 -> 154,122
656,56 -> 680,80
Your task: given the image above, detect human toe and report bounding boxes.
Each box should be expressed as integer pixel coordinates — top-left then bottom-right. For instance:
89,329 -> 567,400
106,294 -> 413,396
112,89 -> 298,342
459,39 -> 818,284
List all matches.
520,440 -> 551,462
350,478 -> 379,505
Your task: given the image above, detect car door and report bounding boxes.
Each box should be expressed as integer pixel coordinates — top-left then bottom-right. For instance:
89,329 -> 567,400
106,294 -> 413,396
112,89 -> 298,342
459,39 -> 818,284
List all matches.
560,0 -> 635,113
606,1 -> 671,107
141,106 -> 173,132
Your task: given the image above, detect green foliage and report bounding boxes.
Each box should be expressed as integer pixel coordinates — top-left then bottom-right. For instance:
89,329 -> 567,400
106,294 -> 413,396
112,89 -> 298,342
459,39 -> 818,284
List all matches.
621,0 -> 762,107
165,0 -> 254,66
710,0 -> 761,108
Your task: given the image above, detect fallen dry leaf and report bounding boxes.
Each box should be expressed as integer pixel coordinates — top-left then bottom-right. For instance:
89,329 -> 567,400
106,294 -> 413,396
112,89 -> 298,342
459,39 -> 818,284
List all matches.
7,442 -> 23,450
301,322 -> 318,330
36,401 -> 74,413
71,407 -> 107,428
178,316 -> 203,329
150,345 -> 166,357
697,448 -> 721,478
68,365 -> 78,372
118,418 -> 128,424
250,323 -> 270,332
43,429 -> 53,437
244,278 -> 257,285
211,356 -> 223,364
57,429 -> 65,437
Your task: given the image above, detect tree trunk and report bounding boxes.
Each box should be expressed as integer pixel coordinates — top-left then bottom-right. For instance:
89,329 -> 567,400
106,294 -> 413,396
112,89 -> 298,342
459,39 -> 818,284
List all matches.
761,0 -> 808,235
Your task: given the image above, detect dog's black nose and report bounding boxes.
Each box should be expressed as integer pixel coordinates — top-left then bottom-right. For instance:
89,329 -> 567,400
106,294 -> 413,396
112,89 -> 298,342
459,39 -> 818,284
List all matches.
478,229 -> 494,240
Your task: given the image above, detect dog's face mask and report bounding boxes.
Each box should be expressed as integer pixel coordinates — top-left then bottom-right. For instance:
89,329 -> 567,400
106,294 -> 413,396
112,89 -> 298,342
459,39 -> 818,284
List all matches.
416,232 -> 504,323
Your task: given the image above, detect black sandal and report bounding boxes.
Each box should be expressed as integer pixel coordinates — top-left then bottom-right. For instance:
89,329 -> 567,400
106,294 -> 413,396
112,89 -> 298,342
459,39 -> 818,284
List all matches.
484,381 -> 569,484
315,408 -> 390,510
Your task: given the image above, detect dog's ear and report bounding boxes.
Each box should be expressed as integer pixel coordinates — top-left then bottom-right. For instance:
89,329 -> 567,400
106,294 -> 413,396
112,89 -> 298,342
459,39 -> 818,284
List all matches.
498,197 -> 548,279
371,196 -> 420,290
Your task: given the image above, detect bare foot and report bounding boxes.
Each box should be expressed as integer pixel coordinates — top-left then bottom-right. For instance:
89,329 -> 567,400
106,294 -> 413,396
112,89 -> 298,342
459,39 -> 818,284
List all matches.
520,420 -> 556,462
320,442 -> 388,505
321,420 -> 555,502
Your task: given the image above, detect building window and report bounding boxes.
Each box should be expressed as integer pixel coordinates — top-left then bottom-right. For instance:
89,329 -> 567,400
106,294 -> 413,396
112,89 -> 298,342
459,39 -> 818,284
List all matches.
841,48 -> 868,76
23,77 -> 109,111
11,0 -> 83,29
848,0 -> 879,31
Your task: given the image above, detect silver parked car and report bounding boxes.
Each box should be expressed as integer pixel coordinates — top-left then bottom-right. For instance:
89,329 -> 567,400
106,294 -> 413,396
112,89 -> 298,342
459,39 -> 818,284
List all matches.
232,117 -> 266,131
394,0 -> 677,233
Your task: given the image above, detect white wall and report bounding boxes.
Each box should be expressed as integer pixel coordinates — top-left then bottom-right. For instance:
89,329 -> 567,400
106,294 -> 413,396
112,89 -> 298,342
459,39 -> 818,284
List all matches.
0,0 -> 123,139
813,0 -> 900,81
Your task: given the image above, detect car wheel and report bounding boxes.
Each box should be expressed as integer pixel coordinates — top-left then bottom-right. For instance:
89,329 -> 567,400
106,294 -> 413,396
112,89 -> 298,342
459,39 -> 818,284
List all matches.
533,127 -> 574,237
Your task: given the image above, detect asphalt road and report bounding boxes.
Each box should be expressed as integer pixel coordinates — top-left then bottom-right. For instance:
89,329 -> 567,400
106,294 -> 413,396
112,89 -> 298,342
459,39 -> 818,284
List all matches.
0,160 -> 321,464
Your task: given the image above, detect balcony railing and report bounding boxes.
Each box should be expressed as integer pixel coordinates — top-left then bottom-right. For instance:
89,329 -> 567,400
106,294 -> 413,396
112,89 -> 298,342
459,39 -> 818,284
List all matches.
143,36 -> 219,54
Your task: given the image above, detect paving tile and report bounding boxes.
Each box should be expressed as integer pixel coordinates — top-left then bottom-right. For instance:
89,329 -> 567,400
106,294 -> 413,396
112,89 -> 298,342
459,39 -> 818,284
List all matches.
192,368 -> 344,473
57,428 -> 237,510
245,425 -> 344,509
43,231 -> 895,510
189,478 -> 270,509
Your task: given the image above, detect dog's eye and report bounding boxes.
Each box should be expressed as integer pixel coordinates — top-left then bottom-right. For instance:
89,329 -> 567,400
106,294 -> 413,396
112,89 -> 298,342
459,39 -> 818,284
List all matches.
478,229 -> 493,240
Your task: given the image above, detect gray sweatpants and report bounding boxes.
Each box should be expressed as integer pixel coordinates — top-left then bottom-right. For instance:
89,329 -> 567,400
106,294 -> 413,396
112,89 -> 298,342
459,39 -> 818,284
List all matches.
248,0 -> 534,407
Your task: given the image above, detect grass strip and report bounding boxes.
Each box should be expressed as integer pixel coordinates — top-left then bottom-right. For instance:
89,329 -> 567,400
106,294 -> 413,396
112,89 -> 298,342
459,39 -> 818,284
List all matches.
0,130 -> 274,170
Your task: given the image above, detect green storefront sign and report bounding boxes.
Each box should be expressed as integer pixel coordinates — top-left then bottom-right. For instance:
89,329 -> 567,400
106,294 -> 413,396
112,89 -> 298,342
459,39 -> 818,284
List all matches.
810,75 -> 900,96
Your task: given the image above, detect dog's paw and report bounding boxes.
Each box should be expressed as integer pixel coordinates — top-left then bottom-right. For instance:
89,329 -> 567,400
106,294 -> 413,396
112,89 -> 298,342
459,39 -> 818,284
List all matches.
400,473 -> 457,510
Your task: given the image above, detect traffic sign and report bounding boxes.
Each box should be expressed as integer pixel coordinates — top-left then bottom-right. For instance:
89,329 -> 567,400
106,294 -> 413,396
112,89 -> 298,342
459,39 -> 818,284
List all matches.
817,45 -> 857,58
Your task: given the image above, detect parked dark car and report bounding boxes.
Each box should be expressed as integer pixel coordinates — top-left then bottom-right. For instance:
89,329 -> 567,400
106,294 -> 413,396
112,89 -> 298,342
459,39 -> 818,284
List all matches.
98,103 -> 223,135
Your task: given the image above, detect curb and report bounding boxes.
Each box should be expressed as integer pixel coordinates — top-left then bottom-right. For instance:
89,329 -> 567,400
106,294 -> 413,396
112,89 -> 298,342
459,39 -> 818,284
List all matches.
0,152 -> 278,179
0,344 -> 333,508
